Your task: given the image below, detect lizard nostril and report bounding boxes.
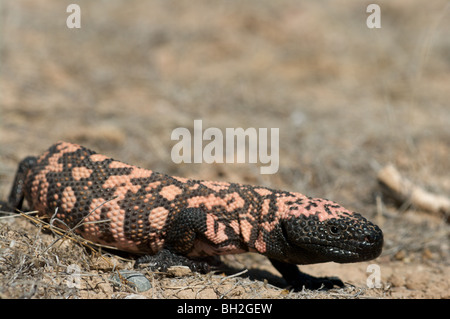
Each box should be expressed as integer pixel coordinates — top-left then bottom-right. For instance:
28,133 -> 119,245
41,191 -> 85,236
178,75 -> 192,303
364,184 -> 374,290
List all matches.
363,227 -> 382,244
363,232 -> 378,244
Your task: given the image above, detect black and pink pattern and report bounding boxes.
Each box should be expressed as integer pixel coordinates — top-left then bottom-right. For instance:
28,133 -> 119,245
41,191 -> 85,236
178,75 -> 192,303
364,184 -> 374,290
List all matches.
6,141 -> 383,290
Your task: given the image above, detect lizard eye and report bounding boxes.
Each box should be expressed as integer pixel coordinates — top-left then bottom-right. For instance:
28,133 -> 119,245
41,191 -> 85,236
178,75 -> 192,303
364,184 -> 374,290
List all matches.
329,226 -> 340,235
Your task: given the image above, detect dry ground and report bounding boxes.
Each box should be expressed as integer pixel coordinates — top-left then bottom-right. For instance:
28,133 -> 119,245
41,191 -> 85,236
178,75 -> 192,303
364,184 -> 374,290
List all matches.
0,1 -> 449,299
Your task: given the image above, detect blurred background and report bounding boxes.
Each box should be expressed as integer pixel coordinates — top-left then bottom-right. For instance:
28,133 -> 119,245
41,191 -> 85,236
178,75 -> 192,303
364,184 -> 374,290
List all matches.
0,0 -> 449,298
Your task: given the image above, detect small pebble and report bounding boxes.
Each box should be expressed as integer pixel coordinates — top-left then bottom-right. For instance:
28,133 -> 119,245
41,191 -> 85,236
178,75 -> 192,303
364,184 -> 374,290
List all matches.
110,270 -> 151,292
167,265 -> 192,277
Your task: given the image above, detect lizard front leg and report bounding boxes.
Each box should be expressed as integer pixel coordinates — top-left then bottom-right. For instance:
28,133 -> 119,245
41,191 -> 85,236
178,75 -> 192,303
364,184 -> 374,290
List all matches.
135,208 -> 222,272
269,258 -> 344,290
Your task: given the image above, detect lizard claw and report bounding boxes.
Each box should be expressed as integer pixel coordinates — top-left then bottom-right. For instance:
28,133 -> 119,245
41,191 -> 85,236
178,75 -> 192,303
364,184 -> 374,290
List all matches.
290,273 -> 344,291
134,249 -> 213,274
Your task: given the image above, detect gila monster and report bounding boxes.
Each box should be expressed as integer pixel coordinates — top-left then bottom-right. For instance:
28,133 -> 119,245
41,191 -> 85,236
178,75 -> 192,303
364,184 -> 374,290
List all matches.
2,141 -> 383,290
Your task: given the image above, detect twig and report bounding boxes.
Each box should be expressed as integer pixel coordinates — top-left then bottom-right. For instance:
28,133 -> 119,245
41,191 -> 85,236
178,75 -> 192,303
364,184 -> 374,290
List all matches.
220,268 -> 248,282
17,210 -> 131,266
377,164 -> 450,222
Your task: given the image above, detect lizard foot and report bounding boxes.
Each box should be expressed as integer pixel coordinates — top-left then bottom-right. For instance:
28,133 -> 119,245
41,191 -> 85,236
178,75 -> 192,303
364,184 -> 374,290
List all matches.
270,258 -> 344,291
134,249 -> 216,274
289,272 -> 344,290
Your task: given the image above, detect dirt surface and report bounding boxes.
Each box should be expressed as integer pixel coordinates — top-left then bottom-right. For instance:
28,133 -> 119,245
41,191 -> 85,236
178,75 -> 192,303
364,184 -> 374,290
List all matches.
0,1 -> 449,299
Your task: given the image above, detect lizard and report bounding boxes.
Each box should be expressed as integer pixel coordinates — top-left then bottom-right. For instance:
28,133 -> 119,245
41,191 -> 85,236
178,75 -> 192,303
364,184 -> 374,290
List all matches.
1,141 -> 383,290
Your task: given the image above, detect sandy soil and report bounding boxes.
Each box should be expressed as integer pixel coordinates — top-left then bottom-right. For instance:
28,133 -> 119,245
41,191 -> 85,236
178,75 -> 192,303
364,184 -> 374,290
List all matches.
0,1 -> 449,299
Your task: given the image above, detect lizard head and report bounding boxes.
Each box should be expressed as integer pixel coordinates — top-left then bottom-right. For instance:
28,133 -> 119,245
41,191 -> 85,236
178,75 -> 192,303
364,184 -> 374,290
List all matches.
278,197 -> 383,265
